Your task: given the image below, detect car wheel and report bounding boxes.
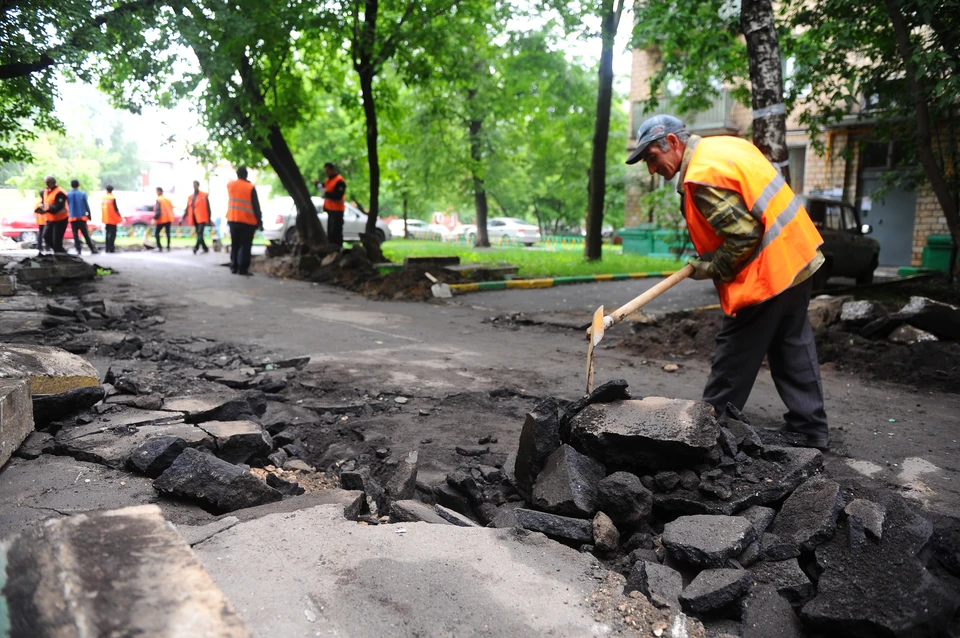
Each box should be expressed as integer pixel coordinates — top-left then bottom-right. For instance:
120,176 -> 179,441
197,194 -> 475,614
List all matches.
283,226 -> 298,244
131,223 -> 148,238
18,231 -> 38,244
856,256 -> 878,286
524,242 -> 535,248
812,258 -> 832,290
374,228 -> 386,243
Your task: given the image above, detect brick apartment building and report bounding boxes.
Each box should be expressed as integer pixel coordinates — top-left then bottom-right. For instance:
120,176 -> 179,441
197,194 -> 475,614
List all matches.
624,48 -> 950,267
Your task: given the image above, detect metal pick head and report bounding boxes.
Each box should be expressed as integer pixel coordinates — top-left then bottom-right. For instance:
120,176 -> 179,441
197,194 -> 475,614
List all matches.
591,305 -> 605,346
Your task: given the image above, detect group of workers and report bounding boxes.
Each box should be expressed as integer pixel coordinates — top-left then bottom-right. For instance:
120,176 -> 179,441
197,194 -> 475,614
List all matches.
35,121 -> 826,447
33,163 -> 347,277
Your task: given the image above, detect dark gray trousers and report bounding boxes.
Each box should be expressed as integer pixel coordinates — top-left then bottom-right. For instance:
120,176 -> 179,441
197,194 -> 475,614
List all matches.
703,277 -> 828,437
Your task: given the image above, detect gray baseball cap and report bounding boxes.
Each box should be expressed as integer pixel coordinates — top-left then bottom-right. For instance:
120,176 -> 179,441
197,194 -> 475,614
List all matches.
626,114 -> 687,165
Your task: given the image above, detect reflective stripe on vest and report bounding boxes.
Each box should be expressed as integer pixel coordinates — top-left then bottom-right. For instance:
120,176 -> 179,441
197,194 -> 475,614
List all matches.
102,194 -> 122,225
156,196 -> 175,224
323,174 -> 345,212
188,191 -> 211,224
226,180 -> 257,225
683,136 -> 823,315
44,186 -> 69,222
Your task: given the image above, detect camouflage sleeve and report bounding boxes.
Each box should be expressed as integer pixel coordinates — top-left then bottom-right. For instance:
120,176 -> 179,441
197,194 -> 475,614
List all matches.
691,185 -> 763,283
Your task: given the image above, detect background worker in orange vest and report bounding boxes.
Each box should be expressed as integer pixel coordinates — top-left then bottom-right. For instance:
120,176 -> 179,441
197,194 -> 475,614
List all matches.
41,175 -> 70,253
627,115 -> 829,450
102,185 -> 122,253
225,167 -> 262,275
33,190 -> 46,254
67,179 -> 99,255
317,162 -> 346,248
154,186 -> 175,251
181,180 -> 211,254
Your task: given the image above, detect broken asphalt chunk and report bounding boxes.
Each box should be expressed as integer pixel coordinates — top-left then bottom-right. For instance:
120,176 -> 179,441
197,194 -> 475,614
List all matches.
662,514 -> 758,568
513,508 -> 593,544
532,444 -> 605,518
153,448 -> 282,513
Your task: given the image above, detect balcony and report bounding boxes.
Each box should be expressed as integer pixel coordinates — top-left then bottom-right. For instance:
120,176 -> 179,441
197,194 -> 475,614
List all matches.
631,90 -> 739,139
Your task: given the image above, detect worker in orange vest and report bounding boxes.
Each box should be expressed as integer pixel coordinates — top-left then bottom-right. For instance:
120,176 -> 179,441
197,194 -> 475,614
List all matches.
153,186 -> 175,251
318,162 -> 346,248
33,190 -> 46,254
101,185 -> 122,253
225,167 -> 262,275
627,115 -> 829,450
181,180 -> 211,254
41,175 -> 70,253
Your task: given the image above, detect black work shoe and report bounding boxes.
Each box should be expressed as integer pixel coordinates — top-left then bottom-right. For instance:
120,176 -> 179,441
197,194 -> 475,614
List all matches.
765,425 -> 829,451
238,271 -> 253,277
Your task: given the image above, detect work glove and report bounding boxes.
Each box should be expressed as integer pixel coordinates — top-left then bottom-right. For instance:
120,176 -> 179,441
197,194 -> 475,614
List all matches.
687,259 -> 716,281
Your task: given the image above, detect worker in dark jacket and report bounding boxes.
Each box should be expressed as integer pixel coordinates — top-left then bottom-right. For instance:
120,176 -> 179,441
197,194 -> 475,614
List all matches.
41,175 -> 69,253
67,179 -> 99,254
225,167 -> 262,275
628,115 -> 828,449
317,162 -> 346,248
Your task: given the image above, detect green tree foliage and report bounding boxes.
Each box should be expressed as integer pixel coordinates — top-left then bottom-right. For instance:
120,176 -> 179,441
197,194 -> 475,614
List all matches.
0,0 -> 173,163
99,123 -> 144,190
786,0 -> 960,261
5,130 -> 101,194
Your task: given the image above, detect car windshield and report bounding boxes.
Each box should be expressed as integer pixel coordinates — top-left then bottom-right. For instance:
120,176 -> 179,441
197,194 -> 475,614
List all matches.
805,199 -> 858,232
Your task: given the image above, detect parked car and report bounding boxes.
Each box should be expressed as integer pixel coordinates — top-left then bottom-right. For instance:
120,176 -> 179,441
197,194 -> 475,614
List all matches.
120,203 -> 191,235
801,195 -> 880,285
387,218 -> 429,238
261,197 -> 392,244
472,217 -> 541,247
0,213 -> 103,245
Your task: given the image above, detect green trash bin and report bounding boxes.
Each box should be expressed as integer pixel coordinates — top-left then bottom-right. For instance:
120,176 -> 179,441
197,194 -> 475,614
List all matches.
921,235 -> 955,274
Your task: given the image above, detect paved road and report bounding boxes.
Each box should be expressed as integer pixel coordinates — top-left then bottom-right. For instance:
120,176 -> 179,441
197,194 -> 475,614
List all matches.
76,248 -> 960,518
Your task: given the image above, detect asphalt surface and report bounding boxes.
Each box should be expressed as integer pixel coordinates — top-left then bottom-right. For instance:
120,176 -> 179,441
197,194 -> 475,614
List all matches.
66,247 -> 959,519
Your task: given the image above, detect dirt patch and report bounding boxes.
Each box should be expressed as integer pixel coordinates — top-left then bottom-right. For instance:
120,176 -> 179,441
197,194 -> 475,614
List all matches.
251,250 -> 464,301
617,308 -> 960,394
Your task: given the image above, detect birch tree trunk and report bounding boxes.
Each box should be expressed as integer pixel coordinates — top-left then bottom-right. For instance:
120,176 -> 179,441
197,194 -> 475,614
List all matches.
741,0 -> 791,186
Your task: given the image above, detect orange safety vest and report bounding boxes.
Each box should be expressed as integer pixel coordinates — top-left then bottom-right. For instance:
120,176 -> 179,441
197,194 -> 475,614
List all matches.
102,193 -> 122,225
323,174 -> 346,212
186,191 -> 211,224
43,186 -> 69,223
155,196 -> 175,224
34,198 -> 46,226
226,180 -> 257,225
682,136 -> 823,315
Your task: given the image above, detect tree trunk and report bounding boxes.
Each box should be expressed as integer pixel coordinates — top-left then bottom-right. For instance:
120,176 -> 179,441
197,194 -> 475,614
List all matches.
741,0 -> 791,185
357,71 -> 381,237
885,0 -> 960,274
585,0 -> 624,261
534,201 -> 543,237
261,125 -> 326,247
402,192 -> 408,238
469,113 -> 490,247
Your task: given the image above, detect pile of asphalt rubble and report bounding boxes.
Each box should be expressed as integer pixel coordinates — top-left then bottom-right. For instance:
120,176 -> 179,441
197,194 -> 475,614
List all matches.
6,255 -> 960,637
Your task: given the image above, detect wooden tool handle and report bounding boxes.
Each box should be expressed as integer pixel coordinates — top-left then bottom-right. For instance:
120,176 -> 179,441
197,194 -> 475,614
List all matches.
605,264 -> 694,328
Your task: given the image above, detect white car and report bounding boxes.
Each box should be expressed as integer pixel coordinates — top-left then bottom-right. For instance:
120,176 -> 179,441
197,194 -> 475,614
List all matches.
262,197 -> 392,244
387,218 -> 429,238
465,218 -> 541,247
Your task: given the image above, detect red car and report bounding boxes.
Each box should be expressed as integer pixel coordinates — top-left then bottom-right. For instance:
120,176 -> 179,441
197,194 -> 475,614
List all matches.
0,213 -> 103,245
119,203 -> 191,236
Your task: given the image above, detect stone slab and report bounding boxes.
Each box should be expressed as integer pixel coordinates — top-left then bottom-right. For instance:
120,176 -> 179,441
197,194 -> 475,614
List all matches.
54,421 -> 210,470
513,508 -> 594,543
662,514 -> 757,568
0,378 -> 32,469
195,504 -> 606,637
568,397 -> 718,470
0,344 -> 99,395
2,504 -> 250,636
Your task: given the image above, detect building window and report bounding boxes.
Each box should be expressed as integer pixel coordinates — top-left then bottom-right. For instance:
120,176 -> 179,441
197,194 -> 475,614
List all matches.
788,146 -> 806,193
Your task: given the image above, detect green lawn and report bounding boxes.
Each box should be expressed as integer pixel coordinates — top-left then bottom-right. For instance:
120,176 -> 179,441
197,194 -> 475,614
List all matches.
382,239 -> 683,278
